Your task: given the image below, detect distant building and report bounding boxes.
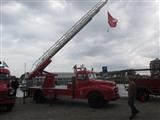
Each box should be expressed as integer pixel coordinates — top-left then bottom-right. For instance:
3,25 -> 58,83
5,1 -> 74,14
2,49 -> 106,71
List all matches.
55,72 -> 74,85
102,66 -> 108,73
150,58 -> 160,76
101,66 -> 125,78
22,72 -> 74,87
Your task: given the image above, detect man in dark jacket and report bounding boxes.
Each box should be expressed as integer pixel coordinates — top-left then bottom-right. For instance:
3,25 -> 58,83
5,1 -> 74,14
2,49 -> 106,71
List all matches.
128,76 -> 139,119
11,77 -> 19,96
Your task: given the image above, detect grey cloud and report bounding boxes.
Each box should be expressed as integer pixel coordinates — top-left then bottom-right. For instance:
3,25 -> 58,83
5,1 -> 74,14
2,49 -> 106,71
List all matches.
1,0 -> 159,76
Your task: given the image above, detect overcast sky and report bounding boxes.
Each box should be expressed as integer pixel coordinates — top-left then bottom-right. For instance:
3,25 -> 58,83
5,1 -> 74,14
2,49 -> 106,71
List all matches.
1,0 -> 160,77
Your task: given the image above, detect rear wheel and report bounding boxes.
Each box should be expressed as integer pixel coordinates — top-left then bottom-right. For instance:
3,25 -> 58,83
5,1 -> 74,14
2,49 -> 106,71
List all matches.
136,89 -> 149,102
33,90 -> 46,103
88,91 -> 105,108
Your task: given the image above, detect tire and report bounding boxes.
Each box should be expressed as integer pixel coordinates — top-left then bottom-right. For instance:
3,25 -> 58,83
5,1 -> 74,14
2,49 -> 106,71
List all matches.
136,89 -> 149,102
88,91 -> 105,108
6,104 -> 14,112
33,90 -> 46,103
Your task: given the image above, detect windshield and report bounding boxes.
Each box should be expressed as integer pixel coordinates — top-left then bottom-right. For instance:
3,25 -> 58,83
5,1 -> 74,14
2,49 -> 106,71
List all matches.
88,73 -> 97,79
0,73 -> 9,80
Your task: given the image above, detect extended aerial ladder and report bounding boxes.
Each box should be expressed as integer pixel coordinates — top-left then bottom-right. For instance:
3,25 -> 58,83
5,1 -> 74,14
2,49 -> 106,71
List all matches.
28,0 -> 108,80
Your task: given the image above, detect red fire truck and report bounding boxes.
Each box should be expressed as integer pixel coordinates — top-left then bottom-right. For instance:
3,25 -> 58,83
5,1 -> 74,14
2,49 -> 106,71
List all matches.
23,0 -> 120,108
131,76 -> 160,102
28,66 -> 119,108
0,62 -> 16,111
126,66 -> 160,102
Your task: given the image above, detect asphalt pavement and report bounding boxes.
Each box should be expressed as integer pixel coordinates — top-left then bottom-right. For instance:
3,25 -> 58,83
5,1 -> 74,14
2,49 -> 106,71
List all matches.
0,97 -> 160,120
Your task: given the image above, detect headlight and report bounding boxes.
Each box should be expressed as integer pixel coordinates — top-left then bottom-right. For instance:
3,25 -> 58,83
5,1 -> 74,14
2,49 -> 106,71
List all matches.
8,89 -> 15,96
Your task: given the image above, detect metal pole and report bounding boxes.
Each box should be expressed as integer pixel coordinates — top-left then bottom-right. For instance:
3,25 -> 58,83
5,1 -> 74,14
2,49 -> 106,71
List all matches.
0,0 -> 3,63
158,1 -> 160,59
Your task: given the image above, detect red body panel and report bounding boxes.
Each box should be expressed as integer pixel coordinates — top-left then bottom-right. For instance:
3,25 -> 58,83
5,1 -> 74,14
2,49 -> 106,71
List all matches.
0,97 -> 15,105
0,67 -> 15,106
130,76 -> 160,94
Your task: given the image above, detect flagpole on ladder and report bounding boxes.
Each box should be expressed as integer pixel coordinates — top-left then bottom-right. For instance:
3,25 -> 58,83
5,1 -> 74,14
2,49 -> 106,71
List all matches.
107,11 -> 110,32
107,24 -> 110,32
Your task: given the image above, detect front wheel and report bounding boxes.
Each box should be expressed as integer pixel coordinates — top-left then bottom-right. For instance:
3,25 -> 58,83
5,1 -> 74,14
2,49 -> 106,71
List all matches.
88,92 -> 105,108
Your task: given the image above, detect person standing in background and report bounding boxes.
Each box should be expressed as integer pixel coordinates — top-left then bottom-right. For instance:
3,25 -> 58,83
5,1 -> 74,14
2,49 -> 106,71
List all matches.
127,75 -> 139,119
11,77 -> 19,96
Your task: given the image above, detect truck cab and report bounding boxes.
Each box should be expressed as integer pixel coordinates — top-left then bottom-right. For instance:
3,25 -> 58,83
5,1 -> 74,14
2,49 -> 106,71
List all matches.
0,63 -> 15,111
69,66 -> 119,108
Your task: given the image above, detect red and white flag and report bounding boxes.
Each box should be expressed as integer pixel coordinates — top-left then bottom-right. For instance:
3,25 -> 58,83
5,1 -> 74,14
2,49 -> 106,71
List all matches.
108,12 -> 118,28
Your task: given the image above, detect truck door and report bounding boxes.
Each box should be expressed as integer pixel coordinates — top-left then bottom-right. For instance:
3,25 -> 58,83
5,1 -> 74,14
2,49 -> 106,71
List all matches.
76,73 -> 89,88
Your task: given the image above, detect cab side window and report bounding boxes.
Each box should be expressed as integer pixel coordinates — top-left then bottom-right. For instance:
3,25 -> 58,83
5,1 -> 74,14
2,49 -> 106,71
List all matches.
77,74 -> 88,80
